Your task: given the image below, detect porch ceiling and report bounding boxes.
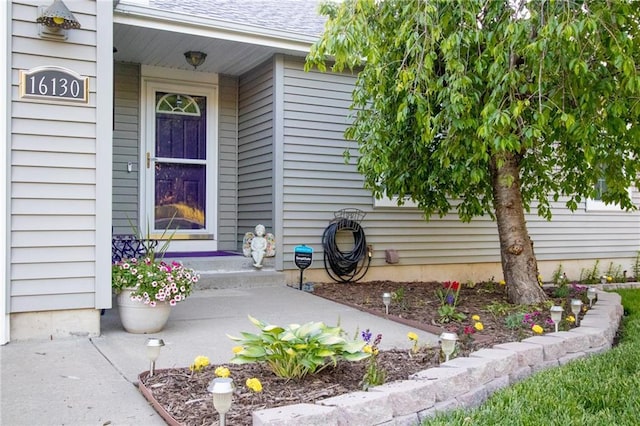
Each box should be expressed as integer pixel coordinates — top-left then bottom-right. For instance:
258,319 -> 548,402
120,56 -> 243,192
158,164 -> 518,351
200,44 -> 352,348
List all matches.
113,23 -> 308,76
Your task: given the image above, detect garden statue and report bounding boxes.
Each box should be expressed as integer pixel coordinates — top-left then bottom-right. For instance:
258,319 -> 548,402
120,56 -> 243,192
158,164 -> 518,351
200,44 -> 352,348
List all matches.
243,224 -> 275,268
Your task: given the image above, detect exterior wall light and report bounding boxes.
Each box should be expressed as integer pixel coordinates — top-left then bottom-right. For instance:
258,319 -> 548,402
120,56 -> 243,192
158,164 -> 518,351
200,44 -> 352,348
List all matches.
184,51 -> 207,70
36,0 -> 81,41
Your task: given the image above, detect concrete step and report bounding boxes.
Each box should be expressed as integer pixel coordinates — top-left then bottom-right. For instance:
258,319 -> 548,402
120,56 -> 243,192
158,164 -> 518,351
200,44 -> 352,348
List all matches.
196,270 -> 286,290
165,254 -> 285,290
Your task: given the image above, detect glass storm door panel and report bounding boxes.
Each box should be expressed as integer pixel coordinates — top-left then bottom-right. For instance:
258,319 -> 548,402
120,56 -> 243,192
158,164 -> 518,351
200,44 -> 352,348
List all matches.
153,92 -> 207,231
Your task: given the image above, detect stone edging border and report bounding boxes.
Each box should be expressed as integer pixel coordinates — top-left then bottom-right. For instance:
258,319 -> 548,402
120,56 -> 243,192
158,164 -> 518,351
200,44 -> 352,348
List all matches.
252,285 -> 630,425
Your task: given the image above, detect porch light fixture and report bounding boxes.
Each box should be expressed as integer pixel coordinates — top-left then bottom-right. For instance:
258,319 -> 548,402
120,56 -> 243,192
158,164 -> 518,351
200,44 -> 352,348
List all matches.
146,338 -> 165,377
208,377 -> 234,426
439,332 -> 458,362
184,51 -> 207,70
587,287 -> 597,307
382,292 -> 391,315
550,305 -> 563,333
571,299 -> 583,326
37,0 -> 81,41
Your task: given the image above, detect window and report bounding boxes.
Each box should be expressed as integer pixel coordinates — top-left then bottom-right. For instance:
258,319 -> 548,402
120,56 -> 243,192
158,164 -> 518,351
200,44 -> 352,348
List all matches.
373,195 -> 418,208
586,176 -> 630,212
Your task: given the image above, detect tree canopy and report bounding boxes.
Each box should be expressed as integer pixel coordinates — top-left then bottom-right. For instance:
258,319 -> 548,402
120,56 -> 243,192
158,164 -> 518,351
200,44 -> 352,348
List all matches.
306,0 -> 640,222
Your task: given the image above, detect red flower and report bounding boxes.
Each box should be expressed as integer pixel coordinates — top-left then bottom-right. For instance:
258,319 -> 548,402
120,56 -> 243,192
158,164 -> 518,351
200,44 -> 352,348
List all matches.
463,325 -> 475,335
443,281 -> 460,291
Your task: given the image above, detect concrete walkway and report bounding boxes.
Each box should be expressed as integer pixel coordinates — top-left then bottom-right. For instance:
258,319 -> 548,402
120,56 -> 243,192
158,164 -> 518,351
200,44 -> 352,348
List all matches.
1,286 -> 440,426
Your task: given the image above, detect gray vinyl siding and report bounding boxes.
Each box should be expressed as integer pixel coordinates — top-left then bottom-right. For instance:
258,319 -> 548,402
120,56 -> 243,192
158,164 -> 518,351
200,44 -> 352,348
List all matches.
279,56 -> 640,271
10,0 -> 100,312
217,75 -> 239,250
112,62 -> 140,234
237,60 -> 274,247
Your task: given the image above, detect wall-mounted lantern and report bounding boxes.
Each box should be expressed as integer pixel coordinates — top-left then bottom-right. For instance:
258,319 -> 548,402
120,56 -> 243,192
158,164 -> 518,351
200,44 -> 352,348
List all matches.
36,0 -> 81,41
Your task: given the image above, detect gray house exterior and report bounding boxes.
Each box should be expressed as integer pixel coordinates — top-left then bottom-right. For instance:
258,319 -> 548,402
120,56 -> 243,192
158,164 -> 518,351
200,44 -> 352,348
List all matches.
2,0 -> 638,343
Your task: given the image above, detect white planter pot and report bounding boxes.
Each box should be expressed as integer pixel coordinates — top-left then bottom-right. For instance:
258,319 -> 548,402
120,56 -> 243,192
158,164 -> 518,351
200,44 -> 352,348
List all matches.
116,288 -> 171,334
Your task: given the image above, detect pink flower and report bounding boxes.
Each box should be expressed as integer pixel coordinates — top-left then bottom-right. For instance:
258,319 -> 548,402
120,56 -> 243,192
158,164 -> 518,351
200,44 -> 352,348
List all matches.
149,301 -> 156,307
170,299 -> 177,306
122,263 -> 130,270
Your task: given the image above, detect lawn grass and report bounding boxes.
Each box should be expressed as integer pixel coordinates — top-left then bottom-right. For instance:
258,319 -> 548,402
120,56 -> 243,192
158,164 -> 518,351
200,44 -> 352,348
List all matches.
422,289 -> 640,426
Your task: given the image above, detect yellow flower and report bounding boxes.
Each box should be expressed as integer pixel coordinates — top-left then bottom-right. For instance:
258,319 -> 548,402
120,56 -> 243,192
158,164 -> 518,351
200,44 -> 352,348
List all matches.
232,346 -> 243,354
567,315 -> 576,323
472,315 -> 480,321
532,324 -> 544,334
498,280 -> 506,286
246,377 -> 263,393
474,322 -> 484,331
607,276 -> 613,282
189,355 -> 209,372
407,331 -> 418,341
363,345 -> 372,354
214,366 -> 230,378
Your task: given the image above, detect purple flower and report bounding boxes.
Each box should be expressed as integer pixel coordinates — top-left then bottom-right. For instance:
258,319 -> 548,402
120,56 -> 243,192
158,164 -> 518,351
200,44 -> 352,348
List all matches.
361,329 -> 372,343
445,294 -> 455,305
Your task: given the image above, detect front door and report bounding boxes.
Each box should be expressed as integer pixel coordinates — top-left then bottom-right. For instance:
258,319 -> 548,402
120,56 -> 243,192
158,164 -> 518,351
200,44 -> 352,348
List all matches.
143,81 -> 217,252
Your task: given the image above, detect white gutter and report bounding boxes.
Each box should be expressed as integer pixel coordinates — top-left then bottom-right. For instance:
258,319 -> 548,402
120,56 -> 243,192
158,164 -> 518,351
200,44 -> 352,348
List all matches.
113,3 -> 318,53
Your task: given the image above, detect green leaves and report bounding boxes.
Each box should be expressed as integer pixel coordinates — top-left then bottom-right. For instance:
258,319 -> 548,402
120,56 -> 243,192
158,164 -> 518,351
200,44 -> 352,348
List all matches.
306,0 -> 640,221
228,316 -> 369,379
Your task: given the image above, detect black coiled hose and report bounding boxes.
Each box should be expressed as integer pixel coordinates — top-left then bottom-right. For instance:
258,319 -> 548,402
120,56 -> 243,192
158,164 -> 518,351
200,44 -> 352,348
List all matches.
322,218 -> 371,283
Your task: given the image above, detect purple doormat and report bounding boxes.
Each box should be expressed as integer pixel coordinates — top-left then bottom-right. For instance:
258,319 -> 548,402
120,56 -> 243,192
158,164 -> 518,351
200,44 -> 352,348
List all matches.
163,251 -> 241,258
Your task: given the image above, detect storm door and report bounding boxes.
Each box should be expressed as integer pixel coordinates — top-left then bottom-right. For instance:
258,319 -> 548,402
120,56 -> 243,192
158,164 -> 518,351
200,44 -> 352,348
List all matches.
143,82 -> 217,251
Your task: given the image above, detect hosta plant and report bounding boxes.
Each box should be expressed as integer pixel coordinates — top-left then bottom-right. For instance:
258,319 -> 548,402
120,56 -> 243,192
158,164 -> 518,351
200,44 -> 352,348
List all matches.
227,315 -> 370,379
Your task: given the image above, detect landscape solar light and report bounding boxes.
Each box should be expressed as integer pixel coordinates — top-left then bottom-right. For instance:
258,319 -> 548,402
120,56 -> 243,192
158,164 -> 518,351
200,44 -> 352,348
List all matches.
146,338 -> 164,377
439,332 -> 458,362
382,292 -> 392,315
600,275 -> 607,285
587,287 -> 597,307
208,378 -> 234,426
550,305 -> 563,333
571,299 -> 583,326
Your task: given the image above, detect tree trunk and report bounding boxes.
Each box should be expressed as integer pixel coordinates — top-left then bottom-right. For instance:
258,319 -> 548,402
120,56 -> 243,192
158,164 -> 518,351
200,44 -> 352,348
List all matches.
490,152 -> 547,304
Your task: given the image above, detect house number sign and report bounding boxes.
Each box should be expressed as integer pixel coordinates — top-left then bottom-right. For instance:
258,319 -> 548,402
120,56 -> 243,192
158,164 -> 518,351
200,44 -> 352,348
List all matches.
19,66 -> 88,103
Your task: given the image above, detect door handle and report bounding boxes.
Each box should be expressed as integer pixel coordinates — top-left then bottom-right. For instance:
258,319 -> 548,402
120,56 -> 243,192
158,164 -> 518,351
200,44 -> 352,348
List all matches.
146,152 -> 156,168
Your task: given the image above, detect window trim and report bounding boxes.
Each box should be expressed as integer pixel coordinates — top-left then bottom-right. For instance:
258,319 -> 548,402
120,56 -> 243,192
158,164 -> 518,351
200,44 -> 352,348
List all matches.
373,196 -> 418,208
585,188 -> 633,212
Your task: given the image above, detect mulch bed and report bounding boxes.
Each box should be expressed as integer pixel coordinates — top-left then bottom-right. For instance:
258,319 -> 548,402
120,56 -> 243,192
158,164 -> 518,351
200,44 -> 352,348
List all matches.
139,280 -> 588,425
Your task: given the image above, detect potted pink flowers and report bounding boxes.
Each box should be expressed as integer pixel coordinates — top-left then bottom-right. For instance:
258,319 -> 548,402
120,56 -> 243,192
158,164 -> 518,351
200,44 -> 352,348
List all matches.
112,256 -> 198,333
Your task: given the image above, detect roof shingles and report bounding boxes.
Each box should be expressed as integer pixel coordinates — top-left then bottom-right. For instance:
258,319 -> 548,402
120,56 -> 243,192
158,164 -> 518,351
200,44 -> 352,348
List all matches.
149,0 -> 327,37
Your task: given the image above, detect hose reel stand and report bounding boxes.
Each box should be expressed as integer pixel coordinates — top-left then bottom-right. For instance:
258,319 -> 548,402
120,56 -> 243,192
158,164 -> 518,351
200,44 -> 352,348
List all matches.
321,208 -> 371,283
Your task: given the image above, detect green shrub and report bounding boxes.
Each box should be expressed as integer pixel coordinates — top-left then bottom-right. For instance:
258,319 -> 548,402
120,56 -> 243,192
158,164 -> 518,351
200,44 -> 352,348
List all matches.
227,315 -> 369,379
